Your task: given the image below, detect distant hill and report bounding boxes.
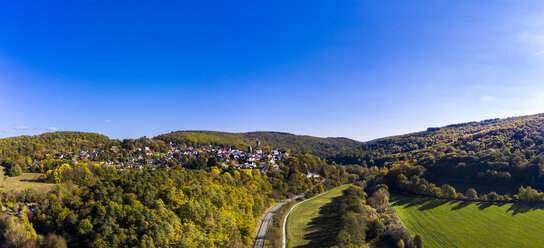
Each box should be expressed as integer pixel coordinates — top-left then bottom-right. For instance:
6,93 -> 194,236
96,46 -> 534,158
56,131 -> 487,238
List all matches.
335,113 -> 544,163
332,113 -> 544,192
154,130 -> 363,158
0,131 -> 112,157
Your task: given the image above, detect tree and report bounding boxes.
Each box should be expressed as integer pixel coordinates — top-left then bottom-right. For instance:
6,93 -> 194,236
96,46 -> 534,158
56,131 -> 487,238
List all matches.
440,184 -> 456,199
386,222 -> 412,248
0,215 -> 32,247
466,188 -> 478,200
368,190 -> 389,209
42,233 -> 68,248
487,192 -> 499,201
414,234 -> 424,248
53,164 -> 73,183
366,218 -> 386,238
78,217 -> 93,236
207,157 -> 219,168
320,166 -> 328,178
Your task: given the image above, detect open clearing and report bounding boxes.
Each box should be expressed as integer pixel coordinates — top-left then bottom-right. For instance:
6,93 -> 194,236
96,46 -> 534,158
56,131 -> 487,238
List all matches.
391,193 -> 544,248
0,167 -> 56,193
285,184 -> 350,248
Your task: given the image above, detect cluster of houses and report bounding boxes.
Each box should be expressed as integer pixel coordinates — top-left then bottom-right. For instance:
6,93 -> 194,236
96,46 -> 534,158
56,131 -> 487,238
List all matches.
1,202 -> 37,217
142,144 -> 291,171
47,142 -> 291,172
37,142 -> 324,178
53,149 -> 102,161
211,146 -> 288,170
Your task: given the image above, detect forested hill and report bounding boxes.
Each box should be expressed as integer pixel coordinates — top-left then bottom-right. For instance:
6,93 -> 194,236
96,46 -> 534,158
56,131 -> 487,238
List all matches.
334,113 -> 544,164
0,132 -> 111,158
154,130 -> 363,157
333,113 -> 544,192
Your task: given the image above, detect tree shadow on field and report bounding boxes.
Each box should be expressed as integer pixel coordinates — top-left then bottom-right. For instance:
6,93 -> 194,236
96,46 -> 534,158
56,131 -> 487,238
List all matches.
390,194 -> 448,211
295,195 -> 343,248
392,193 -> 544,217
477,202 -> 494,210
417,199 -> 449,211
506,203 -> 544,215
390,195 -> 423,209
451,201 -> 471,210
20,178 -> 43,183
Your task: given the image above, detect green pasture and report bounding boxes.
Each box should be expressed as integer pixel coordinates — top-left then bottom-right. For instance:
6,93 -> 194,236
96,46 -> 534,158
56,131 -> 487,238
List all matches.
391,193 -> 544,248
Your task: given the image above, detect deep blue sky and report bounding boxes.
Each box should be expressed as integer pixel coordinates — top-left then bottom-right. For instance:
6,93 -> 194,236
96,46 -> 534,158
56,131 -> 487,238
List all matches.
2,1 -> 544,141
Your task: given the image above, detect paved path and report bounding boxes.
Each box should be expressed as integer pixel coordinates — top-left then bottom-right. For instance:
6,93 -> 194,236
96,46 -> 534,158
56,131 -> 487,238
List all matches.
254,194 -> 304,248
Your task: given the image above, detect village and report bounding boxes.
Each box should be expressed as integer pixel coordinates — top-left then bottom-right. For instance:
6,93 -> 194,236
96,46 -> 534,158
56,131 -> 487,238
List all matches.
41,141 -> 326,180
48,142 -> 293,173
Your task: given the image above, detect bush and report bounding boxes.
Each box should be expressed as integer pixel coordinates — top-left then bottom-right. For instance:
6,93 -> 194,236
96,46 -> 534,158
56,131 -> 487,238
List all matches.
1,160 -> 23,177
8,165 -> 22,176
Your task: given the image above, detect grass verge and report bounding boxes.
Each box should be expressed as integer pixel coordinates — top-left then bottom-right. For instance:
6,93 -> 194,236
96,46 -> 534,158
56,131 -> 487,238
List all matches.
285,184 -> 350,248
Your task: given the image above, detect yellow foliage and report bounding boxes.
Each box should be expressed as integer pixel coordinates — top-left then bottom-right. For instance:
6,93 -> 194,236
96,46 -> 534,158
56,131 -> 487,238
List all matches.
241,169 -> 253,178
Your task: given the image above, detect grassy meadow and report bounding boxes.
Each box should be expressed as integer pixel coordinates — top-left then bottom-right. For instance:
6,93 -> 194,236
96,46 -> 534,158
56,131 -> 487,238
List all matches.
0,166 -> 56,193
391,193 -> 544,248
285,184 -> 351,248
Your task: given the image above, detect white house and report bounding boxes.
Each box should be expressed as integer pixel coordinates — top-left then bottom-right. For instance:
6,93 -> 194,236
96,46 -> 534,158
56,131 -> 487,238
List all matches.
306,172 -> 321,178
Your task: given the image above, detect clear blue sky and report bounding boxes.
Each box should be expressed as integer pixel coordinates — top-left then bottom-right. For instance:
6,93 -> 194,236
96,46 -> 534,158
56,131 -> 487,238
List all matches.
2,0 -> 544,141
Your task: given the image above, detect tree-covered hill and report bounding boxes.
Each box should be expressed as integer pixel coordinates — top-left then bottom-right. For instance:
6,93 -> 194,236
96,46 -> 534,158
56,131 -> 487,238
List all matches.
333,113 -> 544,195
0,132 -> 111,154
0,132 -> 112,163
154,130 -> 363,157
0,131 -> 169,176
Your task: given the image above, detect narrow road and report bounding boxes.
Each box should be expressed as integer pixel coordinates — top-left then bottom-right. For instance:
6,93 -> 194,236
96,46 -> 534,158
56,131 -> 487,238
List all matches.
254,194 -> 304,248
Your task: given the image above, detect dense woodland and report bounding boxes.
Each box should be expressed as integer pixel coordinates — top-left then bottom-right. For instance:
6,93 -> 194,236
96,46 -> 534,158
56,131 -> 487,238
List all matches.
332,114 -> 544,197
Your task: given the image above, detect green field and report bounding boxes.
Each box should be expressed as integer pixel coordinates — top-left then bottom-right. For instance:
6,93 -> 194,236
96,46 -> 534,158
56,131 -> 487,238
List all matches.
391,193 -> 544,248
286,184 -> 351,248
0,167 -> 56,193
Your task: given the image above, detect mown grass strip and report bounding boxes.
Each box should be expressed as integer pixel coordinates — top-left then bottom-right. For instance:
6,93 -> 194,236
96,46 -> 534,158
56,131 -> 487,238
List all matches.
285,184 -> 351,248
